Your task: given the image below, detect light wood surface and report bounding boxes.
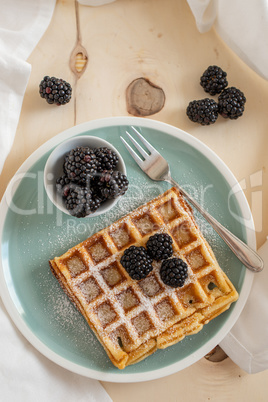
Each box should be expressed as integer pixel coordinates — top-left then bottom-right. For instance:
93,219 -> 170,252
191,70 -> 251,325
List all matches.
1,0 -> 268,400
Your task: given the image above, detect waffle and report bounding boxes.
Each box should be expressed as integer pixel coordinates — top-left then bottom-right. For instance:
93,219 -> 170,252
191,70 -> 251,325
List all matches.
49,187 -> 238,369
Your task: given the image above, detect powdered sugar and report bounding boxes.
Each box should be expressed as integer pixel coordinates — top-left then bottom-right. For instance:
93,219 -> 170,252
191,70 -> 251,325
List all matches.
38,269 -> 107,362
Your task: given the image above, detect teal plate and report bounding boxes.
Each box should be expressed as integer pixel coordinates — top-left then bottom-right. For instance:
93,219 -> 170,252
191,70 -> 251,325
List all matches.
0,117 -> 254,382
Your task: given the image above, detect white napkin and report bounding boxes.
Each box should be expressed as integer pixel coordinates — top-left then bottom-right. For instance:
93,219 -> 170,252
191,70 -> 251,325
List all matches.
0,1 -> 111,400
0,0 -> 54,174
0,54 -> 30,174
187,0 -> 268,80
220,238 -> 268,374
0,299 -> 112,402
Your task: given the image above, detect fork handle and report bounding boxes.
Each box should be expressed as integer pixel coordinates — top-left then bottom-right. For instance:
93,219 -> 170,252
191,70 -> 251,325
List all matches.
169,177 -> 263,273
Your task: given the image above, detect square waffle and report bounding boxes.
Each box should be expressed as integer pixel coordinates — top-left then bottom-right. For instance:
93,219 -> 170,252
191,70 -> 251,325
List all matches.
49,187 -> 238,369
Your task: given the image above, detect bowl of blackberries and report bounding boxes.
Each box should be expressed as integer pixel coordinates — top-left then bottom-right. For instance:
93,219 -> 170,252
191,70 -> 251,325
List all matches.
44,136 -> 128,218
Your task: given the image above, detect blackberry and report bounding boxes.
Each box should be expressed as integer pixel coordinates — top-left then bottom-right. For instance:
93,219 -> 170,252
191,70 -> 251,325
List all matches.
64,146 -> 99,184
39,76 -> 72,105
160,258 -> 188,288
146,233 -> 173,261
65,185 -> 99,218
96,170 -> 129,199
90,193 -> 103,213
186,98 -> 218,125
95,147 -> 119,171
200,65 -> 228,96
56,174 -> 72,198
218,86 -> 246,119
120,246 -> 153,280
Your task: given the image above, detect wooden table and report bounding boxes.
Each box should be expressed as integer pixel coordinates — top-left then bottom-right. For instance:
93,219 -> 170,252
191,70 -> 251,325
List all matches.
1,0 -> 268,400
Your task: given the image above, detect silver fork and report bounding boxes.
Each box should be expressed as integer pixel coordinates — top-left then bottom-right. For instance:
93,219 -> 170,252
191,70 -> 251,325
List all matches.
121,126 -> 263,273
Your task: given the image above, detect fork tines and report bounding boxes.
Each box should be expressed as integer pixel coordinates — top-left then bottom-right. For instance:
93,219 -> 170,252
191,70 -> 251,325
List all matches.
120,126 -> 159,165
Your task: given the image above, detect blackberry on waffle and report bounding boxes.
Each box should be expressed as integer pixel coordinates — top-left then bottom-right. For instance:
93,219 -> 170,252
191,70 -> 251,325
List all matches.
146,233 -> 173,261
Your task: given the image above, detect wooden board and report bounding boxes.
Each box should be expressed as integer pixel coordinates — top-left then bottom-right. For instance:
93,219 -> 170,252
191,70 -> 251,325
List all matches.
1,0 -> 268,400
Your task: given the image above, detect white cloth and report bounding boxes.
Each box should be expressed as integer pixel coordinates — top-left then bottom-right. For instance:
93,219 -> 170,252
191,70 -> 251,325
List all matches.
0,299 -> 112,402
220,238 -> 268,374
187,0 -> 268,81
0,0 -> 55,174
0,1 -> 111,400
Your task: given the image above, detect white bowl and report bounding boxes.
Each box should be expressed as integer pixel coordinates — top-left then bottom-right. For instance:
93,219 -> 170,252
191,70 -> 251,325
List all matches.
44,135 -> 127,217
